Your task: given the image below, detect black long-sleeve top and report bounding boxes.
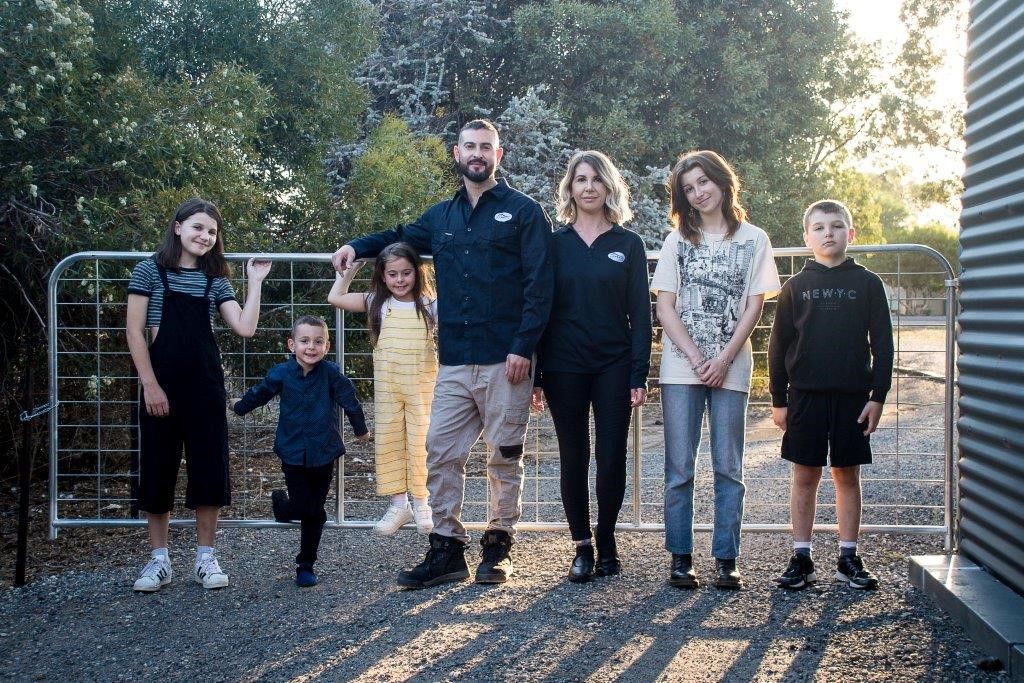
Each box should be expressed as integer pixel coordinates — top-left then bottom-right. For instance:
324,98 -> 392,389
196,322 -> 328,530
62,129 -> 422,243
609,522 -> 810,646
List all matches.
537,225 -> 652,388
768,258 -> 894,407
349,179 -> 554,365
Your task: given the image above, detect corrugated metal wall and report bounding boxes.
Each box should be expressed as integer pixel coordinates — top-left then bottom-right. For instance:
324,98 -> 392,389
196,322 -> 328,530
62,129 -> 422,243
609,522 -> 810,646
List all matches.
958,0 -> 1024,594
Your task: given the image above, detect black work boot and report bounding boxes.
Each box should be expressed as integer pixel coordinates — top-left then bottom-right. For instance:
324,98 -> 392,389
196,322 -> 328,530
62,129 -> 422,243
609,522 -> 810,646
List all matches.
397,533 -> 469,589
715,558 -> 744,590
567,543 -> 595,583
668,553 -> 699,589
594,536 -> 621,577
476,529 -> 513,584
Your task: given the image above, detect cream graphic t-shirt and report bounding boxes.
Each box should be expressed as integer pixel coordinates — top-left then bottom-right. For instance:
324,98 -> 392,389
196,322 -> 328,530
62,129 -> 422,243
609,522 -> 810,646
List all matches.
650,222 -> 780,392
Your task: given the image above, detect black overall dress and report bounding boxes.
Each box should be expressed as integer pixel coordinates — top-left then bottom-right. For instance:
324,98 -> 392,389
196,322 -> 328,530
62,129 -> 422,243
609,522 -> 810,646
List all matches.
138,263 -> 231,514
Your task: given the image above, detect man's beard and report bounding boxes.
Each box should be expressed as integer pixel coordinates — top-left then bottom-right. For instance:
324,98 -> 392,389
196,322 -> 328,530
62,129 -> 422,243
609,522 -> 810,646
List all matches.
457,157 -> 494,183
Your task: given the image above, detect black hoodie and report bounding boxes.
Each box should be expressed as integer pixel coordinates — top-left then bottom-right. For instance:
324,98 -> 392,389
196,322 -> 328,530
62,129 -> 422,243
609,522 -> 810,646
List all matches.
768,257 -> 893,407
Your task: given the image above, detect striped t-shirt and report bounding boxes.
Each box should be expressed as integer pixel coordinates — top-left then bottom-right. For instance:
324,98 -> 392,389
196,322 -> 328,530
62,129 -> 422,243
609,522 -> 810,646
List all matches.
127,257 -> 236,327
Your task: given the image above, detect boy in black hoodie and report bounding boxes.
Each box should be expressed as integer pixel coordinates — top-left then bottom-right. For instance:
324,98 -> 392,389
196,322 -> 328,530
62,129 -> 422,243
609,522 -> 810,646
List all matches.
768,200 -> 893,590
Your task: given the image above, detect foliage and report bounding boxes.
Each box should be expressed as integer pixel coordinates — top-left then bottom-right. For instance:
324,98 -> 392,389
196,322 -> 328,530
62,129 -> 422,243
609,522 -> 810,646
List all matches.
332,114 -> 454,235
0,0 -> 376,476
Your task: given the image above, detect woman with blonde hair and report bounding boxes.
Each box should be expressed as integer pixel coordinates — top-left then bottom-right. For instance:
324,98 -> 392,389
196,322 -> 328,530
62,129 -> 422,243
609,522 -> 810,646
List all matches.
650,150 -> 780,589
533,150 -> 652,582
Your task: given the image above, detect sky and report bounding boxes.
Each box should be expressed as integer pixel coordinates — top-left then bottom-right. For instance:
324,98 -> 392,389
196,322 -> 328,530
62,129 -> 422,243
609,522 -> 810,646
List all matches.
835,0 -> 968,225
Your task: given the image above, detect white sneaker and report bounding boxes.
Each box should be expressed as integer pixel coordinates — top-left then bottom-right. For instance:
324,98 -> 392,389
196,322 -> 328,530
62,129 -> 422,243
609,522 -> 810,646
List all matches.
374,504 -> 414,536
133,556 -> 172,592
413,503 -> 434,534
193,551 -> 229,589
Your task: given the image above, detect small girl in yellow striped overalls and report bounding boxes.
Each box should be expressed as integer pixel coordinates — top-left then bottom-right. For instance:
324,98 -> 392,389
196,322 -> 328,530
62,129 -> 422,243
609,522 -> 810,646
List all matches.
328,243 -> 438,536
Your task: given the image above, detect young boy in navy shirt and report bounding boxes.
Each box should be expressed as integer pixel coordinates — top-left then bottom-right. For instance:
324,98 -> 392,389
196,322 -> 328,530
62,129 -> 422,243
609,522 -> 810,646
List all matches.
234,315 -> 369,586
768,200 -> 894,590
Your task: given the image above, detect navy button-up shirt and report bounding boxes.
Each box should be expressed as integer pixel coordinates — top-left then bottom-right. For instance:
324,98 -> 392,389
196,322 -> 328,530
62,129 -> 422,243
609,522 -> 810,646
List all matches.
233,357 -> 368,467
349,178 -> 554,366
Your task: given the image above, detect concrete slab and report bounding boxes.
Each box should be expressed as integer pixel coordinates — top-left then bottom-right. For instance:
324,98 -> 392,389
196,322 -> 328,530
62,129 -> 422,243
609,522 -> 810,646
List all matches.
911,555 -> 1024,681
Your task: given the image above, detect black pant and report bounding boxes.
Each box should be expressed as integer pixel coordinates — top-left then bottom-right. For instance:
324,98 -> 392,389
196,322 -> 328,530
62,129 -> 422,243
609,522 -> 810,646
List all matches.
280,462 -> 334,566
543,365 -> 633,545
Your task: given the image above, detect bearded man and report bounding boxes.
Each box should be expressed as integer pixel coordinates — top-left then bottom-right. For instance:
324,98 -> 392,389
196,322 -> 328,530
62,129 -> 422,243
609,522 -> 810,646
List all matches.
331,119 -> 554,588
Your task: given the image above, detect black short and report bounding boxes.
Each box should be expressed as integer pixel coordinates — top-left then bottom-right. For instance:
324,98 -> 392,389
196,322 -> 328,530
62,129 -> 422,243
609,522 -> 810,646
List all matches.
137,383 -> 230,513
781,389 -> 872,468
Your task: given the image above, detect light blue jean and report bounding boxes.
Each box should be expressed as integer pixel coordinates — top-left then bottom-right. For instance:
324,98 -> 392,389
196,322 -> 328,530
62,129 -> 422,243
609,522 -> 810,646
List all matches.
662,383 -> 748,559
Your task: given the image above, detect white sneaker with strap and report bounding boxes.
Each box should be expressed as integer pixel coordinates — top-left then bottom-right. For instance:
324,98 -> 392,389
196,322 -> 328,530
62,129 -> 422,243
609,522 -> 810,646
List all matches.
194,550 -> 229,589
374,504 -> 414,536
413,503 -> 434,535
133,555 -> 172,592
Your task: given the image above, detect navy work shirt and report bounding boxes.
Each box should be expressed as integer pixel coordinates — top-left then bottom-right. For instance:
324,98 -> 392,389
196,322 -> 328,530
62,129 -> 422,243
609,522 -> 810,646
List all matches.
233,357 -> 368,467
537,225 -> 653,388
349,178 -> 554,366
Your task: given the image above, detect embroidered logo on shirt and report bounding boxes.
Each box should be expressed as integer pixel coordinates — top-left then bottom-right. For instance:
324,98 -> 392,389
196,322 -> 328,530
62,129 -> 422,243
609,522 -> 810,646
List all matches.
494,212 -> 512,222
608,251 -> 625,263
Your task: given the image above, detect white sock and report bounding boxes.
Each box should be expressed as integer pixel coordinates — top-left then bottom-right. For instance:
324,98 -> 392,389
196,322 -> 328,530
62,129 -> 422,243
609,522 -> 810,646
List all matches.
152,547 -> 169,561
196,545 -> 214,560
839,540 -> 858,557
390,493 -> 409,508
412,496 -> 429,510
794,541 -> 812,557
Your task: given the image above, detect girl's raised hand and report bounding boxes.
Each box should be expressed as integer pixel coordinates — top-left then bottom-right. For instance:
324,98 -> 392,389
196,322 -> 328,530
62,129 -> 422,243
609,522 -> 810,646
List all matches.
247,258 -> 272,281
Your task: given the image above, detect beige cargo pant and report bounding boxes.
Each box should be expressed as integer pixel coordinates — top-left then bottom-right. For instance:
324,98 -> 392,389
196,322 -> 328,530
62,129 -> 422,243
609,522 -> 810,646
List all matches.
426,362 -> 533,543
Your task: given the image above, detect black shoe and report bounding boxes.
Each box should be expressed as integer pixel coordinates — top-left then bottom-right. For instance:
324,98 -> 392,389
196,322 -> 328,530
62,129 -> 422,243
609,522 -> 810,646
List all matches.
835,554 -> 879,589
594,537 -> 621,577
567,543 -> 595,583
476,529 -> 514,583
271,490 -> 294,523
396,533 -> 469,589
777,553 -> 817,590
715,558 -> 744,589
668,553 -> 699,589
295,563 -> 318,587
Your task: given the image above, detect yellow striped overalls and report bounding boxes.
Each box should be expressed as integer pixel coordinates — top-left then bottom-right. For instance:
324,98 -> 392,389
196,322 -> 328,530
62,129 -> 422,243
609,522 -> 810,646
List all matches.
373,299 -> 437,497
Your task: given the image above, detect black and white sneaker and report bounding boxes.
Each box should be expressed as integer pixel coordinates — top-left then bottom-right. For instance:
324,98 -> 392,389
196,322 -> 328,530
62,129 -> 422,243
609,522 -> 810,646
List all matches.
133,556 -> 172,592
777,553 -> 817,590
835,554 -> 879,589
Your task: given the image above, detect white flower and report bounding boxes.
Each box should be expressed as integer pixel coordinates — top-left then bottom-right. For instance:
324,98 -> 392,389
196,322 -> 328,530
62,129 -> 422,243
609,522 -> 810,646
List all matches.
25,23 -> 34,32
29,184 -> 38,197
28,66 -> 38,76
75,196 -> 84,211
112,159 -> 127,168
119,196 -> 127,206
44,74 -> 56,83
13,128 -> 26,139
92,118 -> 98,126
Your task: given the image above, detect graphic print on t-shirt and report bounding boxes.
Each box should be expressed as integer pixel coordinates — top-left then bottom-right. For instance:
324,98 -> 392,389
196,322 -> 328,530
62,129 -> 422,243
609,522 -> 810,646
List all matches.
674,237 -> 755,360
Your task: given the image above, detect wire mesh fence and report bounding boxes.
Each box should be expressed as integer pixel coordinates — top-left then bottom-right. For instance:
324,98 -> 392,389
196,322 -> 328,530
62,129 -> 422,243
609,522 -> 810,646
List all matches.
47,245 -> 957,543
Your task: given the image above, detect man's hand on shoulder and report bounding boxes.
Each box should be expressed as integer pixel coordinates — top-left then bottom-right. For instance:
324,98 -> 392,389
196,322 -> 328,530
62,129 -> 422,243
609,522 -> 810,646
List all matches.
506,354 -> 531,384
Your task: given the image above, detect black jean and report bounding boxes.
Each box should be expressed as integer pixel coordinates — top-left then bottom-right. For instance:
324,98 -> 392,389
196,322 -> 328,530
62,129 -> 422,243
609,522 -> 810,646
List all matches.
543,365 -> 633,546
280,462 -> 334,566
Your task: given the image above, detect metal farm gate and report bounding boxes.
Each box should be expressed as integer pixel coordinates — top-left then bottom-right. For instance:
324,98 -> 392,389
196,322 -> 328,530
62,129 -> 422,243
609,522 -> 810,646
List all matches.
47,246 -> 957,542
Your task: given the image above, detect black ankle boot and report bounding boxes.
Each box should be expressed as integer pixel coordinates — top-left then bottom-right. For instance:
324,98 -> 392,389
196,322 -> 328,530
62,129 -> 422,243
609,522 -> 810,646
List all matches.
567,543 -> 595,583
476,529 -> 514,584
669,553 -> 699,588
715,558 -> 744,589
594,536 -> 621,577
397,533 -> 469,589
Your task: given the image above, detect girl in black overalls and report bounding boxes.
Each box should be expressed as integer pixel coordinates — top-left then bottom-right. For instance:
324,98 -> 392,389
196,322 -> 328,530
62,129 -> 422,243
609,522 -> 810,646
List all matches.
126,198 -> 271,592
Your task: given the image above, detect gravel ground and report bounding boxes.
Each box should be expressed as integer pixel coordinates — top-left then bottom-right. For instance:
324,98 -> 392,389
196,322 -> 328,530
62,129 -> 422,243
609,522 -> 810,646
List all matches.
5,325 -> 1002,681
0,526 -> 1011,682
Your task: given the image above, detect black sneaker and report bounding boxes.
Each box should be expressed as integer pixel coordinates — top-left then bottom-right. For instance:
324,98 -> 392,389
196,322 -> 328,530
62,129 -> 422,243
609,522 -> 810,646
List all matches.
476,529 -> 513,584
271,490 -> 294,523
835,554 -> 879,589
714,558 -> 744,589
777,553 -> 817,590
397,533 -> 469,589
668,553 -> 699,589
567,543 -> 595,584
